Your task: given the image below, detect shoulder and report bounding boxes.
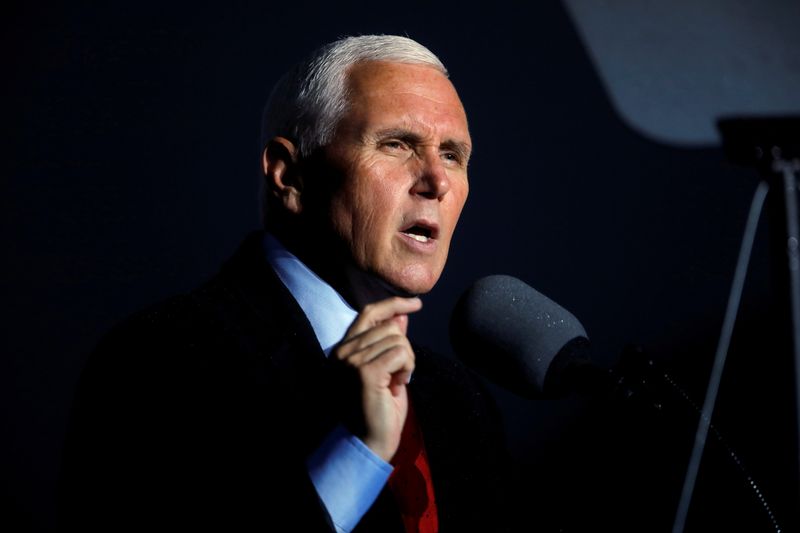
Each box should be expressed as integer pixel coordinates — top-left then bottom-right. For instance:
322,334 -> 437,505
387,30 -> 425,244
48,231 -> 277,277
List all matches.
88,231 -> 292,377
102,292 -> 208,345
90,292 -> 214,368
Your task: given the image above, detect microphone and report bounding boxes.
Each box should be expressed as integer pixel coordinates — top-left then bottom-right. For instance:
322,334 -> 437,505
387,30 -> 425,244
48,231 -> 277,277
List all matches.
450,274 -> 595,398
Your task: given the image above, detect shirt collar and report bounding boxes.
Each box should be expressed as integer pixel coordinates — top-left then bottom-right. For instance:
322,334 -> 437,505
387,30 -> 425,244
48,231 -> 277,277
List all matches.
263,232 -> 358,356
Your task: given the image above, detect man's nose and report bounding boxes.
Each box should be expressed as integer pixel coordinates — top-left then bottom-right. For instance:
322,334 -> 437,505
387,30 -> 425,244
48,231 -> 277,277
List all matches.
410,152 -> 451,200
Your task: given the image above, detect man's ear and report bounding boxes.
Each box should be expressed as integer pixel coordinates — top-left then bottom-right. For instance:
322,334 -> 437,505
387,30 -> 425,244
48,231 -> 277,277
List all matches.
262,137 -> 303,215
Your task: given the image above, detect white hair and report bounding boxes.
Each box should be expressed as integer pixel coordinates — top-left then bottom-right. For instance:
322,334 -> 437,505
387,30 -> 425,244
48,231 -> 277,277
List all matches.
261,35 -> 448,157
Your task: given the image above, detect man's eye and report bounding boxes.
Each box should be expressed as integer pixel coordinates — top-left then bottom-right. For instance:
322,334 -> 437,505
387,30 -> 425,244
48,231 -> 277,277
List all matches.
381,140 -> 407,151
442,152 -> 461,164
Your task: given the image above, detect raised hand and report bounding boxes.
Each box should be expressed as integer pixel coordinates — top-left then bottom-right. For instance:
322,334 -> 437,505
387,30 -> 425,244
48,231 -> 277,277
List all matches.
333,296 -> 422,462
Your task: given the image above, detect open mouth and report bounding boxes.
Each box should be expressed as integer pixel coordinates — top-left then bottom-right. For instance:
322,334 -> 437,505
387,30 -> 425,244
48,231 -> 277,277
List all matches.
400,222 -> 438,243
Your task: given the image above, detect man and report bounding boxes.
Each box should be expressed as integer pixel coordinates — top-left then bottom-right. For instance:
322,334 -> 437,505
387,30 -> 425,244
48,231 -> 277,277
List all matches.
59,35 -> 507,532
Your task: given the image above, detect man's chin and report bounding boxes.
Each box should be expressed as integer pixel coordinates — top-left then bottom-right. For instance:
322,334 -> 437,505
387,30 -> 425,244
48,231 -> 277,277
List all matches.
343,265 -> 436,308
374,266 -> 441,299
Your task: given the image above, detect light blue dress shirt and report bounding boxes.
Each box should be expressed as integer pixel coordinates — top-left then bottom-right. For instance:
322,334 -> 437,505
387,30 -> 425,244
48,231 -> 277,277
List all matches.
263,233 -> 393,533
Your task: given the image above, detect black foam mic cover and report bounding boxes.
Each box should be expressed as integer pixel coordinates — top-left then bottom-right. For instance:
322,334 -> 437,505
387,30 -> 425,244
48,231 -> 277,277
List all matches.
450,275 -> 589,398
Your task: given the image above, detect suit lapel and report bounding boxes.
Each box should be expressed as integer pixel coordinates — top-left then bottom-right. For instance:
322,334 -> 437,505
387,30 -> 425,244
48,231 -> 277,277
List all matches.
195,232 -> 341,452
409,347 -> 490,529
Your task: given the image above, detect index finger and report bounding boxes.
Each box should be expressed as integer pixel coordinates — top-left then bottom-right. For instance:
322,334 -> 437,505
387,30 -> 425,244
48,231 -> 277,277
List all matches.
346,297 -> 423,337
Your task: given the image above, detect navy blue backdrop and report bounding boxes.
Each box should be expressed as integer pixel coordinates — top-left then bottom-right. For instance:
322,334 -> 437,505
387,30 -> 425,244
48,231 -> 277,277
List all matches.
3,2 -> 797,531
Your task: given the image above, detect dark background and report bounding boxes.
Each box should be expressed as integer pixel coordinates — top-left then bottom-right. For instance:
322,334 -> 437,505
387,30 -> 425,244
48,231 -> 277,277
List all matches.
3,1 -> 797,531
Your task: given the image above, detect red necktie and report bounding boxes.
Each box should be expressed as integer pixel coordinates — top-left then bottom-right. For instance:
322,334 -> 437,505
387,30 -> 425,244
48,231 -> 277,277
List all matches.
388,399 -> 439,533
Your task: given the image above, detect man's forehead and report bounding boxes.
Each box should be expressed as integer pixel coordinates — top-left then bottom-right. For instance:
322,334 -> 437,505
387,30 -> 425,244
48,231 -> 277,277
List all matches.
345,60 -> 452,92
342,61 -> 470,138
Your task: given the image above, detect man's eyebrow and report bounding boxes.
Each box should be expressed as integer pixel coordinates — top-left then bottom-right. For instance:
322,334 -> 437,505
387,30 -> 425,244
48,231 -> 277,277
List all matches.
373,128 -> 423,143
373,128 -> 472,161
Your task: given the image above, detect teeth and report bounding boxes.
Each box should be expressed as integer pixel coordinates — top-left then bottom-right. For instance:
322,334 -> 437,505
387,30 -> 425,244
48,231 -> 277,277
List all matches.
404,232 -> 429,243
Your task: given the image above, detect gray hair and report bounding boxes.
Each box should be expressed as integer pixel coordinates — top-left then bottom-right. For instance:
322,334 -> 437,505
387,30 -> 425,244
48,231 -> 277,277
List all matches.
261,35 -> 448,158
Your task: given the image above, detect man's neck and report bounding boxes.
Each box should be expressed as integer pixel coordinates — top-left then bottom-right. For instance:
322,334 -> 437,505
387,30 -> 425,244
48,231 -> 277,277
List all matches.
267,226 -> 406,311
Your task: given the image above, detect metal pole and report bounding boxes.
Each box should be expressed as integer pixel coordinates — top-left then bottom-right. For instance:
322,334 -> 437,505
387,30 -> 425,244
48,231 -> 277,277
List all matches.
773,154 -> 800,501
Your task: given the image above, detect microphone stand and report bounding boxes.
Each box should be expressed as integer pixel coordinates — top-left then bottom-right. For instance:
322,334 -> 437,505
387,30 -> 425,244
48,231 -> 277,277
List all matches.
773,154 -> 800,440
718,116 -> 800,499
671,117 -> 800,533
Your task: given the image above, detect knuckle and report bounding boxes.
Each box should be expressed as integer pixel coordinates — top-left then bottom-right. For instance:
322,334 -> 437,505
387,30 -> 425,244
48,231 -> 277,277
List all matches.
390,344 -> 410,361
387,322 -> 403,336
357,335 -> 378,353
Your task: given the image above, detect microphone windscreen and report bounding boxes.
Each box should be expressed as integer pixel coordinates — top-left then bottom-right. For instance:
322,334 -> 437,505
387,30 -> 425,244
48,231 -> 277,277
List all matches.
450,275 -> 589,398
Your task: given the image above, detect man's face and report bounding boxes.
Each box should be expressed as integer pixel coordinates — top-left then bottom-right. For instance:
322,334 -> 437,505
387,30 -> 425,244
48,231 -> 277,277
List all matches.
314,61 -> 471,296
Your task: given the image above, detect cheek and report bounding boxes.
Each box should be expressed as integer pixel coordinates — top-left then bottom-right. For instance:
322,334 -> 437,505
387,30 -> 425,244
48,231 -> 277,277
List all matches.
329,179 -> 397,258
444,182 -> 469,229
352,172 -> 402,230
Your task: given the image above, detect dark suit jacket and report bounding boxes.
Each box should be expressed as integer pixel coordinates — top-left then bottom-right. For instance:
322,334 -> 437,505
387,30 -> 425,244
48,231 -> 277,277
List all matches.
58,232 -> 508,532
